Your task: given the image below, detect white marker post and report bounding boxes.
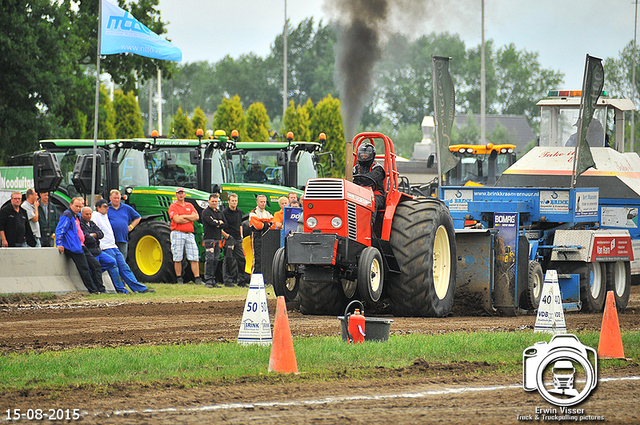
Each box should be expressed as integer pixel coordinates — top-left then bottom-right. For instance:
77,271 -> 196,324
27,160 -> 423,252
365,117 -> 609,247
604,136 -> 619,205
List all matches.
237,274 -> 272,345
534,270 -> 567,335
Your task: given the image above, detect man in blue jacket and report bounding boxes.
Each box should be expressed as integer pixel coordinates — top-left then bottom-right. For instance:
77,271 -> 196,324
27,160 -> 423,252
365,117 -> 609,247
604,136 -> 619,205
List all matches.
56,197 -> 105,294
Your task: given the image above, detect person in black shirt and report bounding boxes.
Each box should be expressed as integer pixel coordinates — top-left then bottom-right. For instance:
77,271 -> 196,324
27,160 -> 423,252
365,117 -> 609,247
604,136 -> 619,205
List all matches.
221,193 -> 250,287
353,142 -> 386,230
202,194 -> 225,288
0,191 -> 35,247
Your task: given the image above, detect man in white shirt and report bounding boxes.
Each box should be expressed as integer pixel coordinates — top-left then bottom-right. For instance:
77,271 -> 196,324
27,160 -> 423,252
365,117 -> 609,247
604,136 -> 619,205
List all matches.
92,199 -> 154,293
21,189 -> 41,247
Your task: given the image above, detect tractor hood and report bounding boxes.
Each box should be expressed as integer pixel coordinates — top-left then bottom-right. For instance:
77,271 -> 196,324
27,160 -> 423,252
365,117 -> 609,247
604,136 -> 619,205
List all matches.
497,147 -> 640,199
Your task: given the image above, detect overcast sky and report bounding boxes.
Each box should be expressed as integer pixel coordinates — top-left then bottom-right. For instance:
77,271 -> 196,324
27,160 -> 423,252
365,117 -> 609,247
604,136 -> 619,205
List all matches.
158,0 -> 636,92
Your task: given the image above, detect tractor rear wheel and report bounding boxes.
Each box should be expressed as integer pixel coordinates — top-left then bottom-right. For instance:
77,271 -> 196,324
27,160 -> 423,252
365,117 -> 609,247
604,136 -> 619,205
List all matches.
357,247 -> 384,304
299,274 -> 346,316
272,247 -> 299,302
128,220 -> 175,283
388,199 -> 456,317
606,261 -> 631,311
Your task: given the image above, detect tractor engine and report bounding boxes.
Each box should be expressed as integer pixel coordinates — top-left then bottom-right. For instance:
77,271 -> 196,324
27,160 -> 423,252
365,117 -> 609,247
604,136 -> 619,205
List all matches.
302,178 -> 375,244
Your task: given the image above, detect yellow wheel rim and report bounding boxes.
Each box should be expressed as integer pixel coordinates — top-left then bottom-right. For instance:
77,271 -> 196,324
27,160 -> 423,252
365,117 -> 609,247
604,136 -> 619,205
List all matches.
135,235 -> 163,276
433,225 -> 451,300
370,257 -> 381,293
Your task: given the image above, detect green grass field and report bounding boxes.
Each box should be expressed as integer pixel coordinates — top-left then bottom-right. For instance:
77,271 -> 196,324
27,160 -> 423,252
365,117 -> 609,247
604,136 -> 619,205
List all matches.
1,331 -> 638,391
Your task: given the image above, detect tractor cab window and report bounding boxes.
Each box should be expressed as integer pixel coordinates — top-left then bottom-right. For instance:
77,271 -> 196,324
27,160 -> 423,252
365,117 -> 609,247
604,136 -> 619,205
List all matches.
52,148 -> 106,197
147,147 -> 197,188
229,151 -> 281,185
209,149 -> 226,188
296,151 -> 317,188
115,148 -> 149,188
539,106 -> 608,148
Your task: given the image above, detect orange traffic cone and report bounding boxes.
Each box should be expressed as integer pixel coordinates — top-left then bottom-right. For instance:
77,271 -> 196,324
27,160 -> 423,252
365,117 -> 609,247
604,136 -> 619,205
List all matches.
597,291 -> 625,359
268,296 -> 298,373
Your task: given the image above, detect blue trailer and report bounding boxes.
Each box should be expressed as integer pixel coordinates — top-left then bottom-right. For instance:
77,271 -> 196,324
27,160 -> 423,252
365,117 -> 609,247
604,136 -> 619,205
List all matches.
441,185 -> 633,315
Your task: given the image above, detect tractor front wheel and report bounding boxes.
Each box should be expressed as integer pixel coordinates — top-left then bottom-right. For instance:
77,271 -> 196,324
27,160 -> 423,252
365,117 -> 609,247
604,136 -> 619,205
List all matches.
272,247 -> 299,302
357,247 -> 384,304
388,199 -> 456,317
521,261 -> 543,310
128,220 -> 175,283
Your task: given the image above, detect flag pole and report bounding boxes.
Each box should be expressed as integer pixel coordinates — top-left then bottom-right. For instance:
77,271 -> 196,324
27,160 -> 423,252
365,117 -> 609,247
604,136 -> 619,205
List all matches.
90,0 -> 103,207
571,56 -> 589,189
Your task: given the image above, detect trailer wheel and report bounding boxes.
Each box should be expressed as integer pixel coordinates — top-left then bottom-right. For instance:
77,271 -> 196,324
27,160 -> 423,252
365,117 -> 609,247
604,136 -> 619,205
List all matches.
358,247 -> 384,303
388,199 -> 456,317
522,261 -> 543,310
606,261 -> 631,311
272,247 -> 299,302
580,262 -> 606,312
128,220 -> 175,283
298,276 -> 346,315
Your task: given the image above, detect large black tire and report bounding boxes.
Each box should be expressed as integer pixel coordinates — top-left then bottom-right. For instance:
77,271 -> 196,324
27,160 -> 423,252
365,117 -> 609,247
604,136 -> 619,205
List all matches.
387,199 -> 456,317
606,261 -> 631,311
521,261 -> 543,310
580,262 -> 607,312
298,275 -> 347,315
128,220 -> 175,283
272,247 -> 299,302
357,246 -> 384,304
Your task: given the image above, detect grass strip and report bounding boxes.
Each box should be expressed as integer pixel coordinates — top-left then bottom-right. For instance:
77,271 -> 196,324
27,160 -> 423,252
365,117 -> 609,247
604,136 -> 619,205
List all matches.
1,331 -> 638,390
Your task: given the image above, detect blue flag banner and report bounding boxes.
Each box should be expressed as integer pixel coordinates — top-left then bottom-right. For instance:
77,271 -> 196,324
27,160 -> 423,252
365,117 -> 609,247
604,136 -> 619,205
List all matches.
100,0 -> 182,62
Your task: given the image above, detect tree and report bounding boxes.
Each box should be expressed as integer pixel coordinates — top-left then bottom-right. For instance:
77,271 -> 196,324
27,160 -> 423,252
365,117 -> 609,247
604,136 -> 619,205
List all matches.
191,107 -> 208,135
113,90 -> 144,138
171,107 -> 194,139
283,100 -> 311,141
245,103 -> 270,141
212,95 -> 245,138
487,122 -> 519,146
312,95 -> 345,177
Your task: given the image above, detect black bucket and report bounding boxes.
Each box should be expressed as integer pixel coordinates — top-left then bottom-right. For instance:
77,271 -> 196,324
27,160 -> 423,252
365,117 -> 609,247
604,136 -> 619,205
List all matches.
337,300 -> 393,342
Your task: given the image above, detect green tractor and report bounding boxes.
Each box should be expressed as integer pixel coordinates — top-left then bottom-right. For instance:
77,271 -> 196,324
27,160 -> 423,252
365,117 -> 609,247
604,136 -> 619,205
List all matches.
34,137 -> 227,283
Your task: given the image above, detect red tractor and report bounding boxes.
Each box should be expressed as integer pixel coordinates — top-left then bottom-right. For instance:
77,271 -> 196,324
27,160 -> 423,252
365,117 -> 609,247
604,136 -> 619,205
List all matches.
272,133 -> 457,316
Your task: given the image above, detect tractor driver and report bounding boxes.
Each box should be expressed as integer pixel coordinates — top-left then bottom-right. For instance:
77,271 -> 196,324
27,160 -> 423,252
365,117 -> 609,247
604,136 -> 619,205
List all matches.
353,142 -> 386,226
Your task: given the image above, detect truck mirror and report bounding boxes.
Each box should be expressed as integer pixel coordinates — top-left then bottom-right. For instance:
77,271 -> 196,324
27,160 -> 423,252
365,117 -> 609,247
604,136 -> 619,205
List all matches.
190,149 -> 200,165
277,151 -> 287,166
427,154 -> 435,168
71,154 -> 102,194
33,151 -> 63,194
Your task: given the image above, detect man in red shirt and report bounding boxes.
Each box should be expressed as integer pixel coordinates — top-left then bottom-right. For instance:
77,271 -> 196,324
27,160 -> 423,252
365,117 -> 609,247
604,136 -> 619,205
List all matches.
168,188 -> 202,284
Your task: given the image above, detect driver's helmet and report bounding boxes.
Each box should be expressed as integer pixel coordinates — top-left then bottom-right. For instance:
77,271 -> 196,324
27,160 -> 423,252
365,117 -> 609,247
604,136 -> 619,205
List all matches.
357,143 -> 376,169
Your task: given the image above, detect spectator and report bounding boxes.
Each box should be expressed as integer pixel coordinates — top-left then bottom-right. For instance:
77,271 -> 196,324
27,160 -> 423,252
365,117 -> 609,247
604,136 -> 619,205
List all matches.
169,187 -> 202,284
79,207 -> 129,294
92,199 -> 154,293
288,192 -> 299,204
290,200 -> 301,208
273,196 -> 289,230
108,189 -> 141,259
37,191 -> 58,247
21,188 -> 41,247
55,197 -> 105,294
249,194 -> 273,274
202,194 -> 224,288
221,193 -> 250,287
0,191 -> 34,247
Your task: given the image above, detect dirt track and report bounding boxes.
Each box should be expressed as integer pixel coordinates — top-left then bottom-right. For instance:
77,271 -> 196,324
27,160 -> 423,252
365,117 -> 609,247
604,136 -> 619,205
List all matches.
1,287 -> 639,424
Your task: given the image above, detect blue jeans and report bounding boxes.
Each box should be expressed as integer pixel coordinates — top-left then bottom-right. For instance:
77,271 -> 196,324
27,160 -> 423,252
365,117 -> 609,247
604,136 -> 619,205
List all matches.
103,247 -> 148,292
96,251 -> 127,293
